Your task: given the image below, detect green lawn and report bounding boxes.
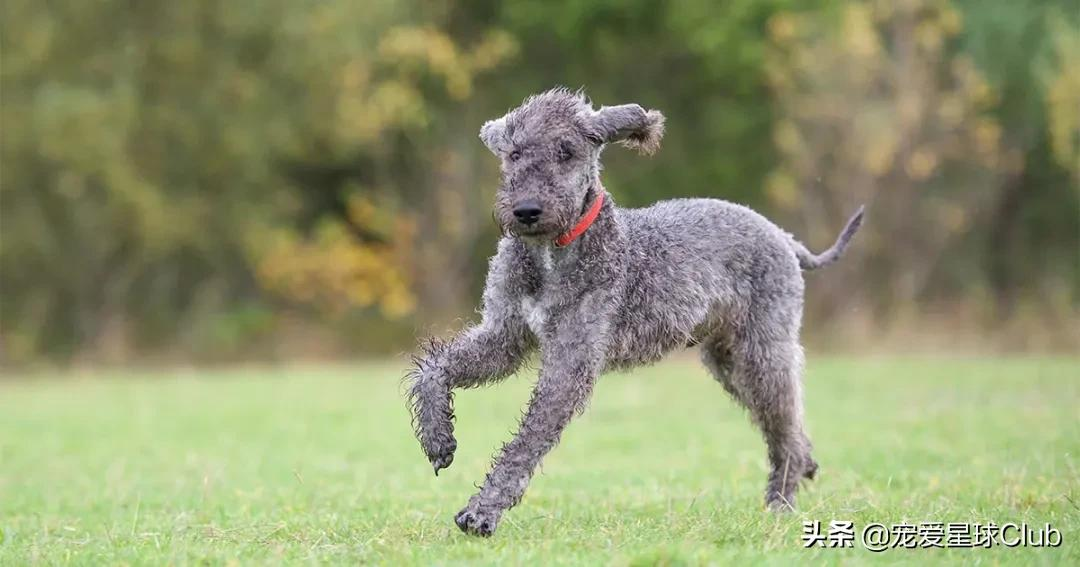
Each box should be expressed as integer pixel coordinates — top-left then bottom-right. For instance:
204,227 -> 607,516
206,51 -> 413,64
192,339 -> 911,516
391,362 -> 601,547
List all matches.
1,357 -> 1077,565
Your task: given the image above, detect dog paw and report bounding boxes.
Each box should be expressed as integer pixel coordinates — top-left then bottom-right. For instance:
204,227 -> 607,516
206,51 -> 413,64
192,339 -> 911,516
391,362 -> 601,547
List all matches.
454,501 -> 502,537
416,412 -> 457,475
766,494 -> 797,512
424,435 -> 457,476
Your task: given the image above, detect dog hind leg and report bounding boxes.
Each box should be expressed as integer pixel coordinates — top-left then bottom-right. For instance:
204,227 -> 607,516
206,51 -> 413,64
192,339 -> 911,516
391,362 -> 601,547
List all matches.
705,331 -> 817,510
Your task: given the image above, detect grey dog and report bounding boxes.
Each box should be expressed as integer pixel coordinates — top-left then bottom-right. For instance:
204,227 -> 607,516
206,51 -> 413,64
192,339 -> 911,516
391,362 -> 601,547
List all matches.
406,87 -> 864,537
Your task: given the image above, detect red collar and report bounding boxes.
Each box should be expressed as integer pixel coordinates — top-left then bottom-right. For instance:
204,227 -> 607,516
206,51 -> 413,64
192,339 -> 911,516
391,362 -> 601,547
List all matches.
554,191 -> 604,247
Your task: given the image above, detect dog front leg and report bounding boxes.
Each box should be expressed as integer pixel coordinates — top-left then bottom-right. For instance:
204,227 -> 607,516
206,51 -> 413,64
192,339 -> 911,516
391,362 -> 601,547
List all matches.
454,331 -> 606,536
407,321 -> 532,475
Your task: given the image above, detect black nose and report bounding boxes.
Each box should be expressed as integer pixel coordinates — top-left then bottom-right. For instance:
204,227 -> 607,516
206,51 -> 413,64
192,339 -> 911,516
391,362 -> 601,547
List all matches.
512,200 -> 543,225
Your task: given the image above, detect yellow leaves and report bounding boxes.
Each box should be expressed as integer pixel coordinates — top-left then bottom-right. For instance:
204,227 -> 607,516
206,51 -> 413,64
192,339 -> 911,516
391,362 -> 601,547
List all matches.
346,194 -> 378,228
773,119 -> 804,156
897,92 -> 923,131
766,13 -> 798,44
765,171 -> 800,212
379,27 -> 463,93
1045,71 -> 1079,177
380,284 -> 417,319
933,200 -> 969,234
972,119 -> 1002,160
915,19 -> 945,53
952,55 -> 996,108
340,59 -> 371,92
863,132 -> 898,177
842,3 -> 880,61
939,5 -> 963,36
1041,15 -> 1080,179
469,30 -> 518,75
266,18 -> 514,323
378,26 -> 518,101
936,94 -> 965,127
914,4 -> 961,51
332,26 -> 517,147
256,221 -> 416,319
905,148 -> 939,181
766,0 -> 1010,215
335,78 -> 427,146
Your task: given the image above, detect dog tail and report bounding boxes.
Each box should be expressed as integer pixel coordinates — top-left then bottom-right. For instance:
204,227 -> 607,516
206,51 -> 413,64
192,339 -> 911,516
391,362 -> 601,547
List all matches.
793,205 -> 865,271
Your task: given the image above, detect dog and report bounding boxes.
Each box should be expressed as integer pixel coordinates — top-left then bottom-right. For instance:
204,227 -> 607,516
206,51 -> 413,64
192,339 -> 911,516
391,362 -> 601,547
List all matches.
406,87 -> 864,536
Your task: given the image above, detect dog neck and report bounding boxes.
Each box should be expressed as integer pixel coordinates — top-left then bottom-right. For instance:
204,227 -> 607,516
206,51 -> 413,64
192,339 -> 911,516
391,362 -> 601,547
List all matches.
525,183 -> 621,264
555,188 -> 605,247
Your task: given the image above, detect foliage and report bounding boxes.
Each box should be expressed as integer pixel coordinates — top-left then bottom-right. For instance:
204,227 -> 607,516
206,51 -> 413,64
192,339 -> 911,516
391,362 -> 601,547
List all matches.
0,0 -> 515,361
0,0 -> 1076,362
765,0 -> 1017,315
256,209 -> 416,319
1041,14 -> 1080,181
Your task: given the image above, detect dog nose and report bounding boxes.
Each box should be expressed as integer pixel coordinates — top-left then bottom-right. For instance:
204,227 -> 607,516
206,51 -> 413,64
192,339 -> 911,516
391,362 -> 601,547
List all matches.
512,200 -> 543,225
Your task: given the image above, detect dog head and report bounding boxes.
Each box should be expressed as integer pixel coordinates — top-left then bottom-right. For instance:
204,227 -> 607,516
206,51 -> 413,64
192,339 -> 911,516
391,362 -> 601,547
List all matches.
480,87 -> 664,240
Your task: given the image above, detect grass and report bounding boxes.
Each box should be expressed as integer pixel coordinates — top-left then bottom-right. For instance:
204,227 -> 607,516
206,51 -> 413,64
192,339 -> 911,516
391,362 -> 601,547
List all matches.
1,356 -> 1077,565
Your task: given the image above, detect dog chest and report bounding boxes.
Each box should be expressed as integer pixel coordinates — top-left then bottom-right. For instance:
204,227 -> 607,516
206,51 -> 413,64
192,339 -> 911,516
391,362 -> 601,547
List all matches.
519,246 -> 556,335
520,296 -> 547,335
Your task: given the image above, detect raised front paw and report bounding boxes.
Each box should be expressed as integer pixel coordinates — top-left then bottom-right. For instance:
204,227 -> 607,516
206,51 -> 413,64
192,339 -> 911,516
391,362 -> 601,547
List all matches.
422,432 -> 457,475
408,380 -> 458,475
454,498 -> 503,537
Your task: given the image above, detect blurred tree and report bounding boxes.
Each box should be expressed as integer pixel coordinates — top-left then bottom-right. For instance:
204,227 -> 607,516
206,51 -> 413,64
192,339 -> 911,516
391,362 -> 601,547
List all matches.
250,8 -> 517,323
763,0 -> 1077,338
1042,17 -> 1080,181
0,0 -> 1074,362
0,0 -> 515,361
951,0 -> 1079,320
480,0 -> 824,209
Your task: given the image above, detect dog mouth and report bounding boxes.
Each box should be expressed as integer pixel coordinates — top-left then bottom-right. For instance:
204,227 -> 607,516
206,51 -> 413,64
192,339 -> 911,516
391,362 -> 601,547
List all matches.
513,223 -> 552,235
497,213 -> 562,239
509,224 -> 558,240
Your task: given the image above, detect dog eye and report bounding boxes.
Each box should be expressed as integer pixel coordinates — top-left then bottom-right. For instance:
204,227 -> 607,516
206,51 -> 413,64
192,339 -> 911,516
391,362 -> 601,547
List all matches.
508,150 -> 521,162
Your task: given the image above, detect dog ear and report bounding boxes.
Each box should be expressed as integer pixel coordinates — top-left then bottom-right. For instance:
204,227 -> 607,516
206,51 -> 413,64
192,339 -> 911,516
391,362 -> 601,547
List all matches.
591,104 -> 665,155
479,116 -> 507,154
